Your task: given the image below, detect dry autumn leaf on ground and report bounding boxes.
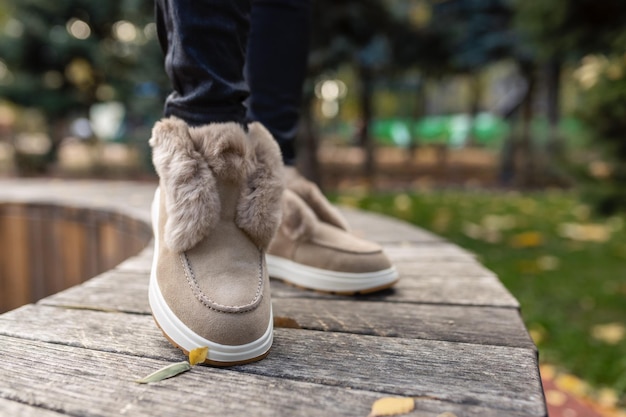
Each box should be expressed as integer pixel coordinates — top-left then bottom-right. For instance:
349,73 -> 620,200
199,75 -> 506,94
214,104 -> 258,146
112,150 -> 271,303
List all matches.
368,397 -> 415,417
591,323 -> 625,345
189,346 -> 209,365
135,346 -> 209,384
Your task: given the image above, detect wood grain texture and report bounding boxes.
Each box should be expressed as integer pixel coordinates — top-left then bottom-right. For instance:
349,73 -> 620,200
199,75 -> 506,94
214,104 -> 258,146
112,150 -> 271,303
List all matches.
0,205 -> 30,312
0,398 -> 67,417
6,298 -> 533,351
272,298 -> 533,349
40,261 -> 519,316
338,207 -> 443,243
115,256 -> 152,274
39,270 -> 150,314
384,244 -> 477,263
271,275 -> 520,308
0,335 -> 538,417
1,307 -> 543,415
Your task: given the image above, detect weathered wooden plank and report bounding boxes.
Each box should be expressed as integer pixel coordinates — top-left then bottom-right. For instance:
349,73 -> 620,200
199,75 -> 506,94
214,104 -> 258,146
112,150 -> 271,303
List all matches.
383,244 -> 476,263
27,205 -> 47,301
99,222 -> 121,272
39,324 -> 543,415
42,256 -> 519,313
0,305 -> 179,361
0,321 -> 545,416
249,330 -> 544,415
338,207 -> 444,243
394,260 -> 496,277
0,180 -> 154,229
10,295 -> 534,351
0,398 -> 67,417
116,249 -> 496,278
39,271 -> 150,314
271,275 -> 520,308
0,307 -> 543,414
0,335 -> 537,417
272,298 -> 533,349
0,205 -> 31,312
115,254 -> 152,274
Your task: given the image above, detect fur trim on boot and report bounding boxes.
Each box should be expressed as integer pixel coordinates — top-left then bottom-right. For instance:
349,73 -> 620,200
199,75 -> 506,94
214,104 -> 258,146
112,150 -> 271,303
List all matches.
279,188 -> 317,241
283,167 -> 351,231
149,117 -> 283,252
236,123 -> 284,249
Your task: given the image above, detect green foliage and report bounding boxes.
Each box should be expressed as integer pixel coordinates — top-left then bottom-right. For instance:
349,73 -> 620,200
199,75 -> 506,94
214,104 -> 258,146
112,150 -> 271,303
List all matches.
431,0 -> 518,72
577,56 -> 626,214
0,0 -> 168,120
308,0 -> 398,74
515,0 -> 626,60
337,190 -> 626,400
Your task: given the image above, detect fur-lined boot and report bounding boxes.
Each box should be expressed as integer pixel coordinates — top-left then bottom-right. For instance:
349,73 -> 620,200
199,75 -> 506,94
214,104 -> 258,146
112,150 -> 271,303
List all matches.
149,117 -> 283,365
267,168 -> 398,294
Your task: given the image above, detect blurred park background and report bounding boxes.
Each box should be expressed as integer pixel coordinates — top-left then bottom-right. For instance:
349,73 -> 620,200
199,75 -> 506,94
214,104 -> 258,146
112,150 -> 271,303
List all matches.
0,0 -> 625,411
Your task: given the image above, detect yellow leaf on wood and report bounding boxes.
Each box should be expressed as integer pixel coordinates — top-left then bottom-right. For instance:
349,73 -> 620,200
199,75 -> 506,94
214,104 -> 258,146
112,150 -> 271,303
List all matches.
189,346 -> 209,366
368,397 -> 415,417
273,316 -> 302,329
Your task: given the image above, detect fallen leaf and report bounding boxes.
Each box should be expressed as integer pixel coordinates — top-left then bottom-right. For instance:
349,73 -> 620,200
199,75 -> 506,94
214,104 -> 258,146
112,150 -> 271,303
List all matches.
537,255 -> 560,271
481,214 -> 516,231
555,373 -> 589,397
510,231 -> 543,248
368,397 -> 415,417
544,389 -> 567,407
274,316 -> 302,329
591,323 -> 625,345
189,346 -> 209,366
558,223 -> 611,242
135,361 -> 191,384
597,388 -> 619,408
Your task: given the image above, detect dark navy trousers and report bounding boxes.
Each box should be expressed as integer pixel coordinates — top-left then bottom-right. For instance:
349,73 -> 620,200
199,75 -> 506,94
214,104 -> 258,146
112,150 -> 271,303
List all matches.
155,0 -> 311,165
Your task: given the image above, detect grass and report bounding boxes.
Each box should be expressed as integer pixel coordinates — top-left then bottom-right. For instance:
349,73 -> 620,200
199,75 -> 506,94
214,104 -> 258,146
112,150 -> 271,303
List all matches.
336,189 -> 626,402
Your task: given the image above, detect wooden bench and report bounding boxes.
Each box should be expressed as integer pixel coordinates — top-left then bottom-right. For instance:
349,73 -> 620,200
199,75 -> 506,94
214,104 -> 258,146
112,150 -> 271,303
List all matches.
0,179 -> 547,417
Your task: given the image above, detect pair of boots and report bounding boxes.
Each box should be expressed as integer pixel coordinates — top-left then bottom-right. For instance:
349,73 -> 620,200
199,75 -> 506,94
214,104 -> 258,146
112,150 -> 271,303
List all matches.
149,118 -> 398,365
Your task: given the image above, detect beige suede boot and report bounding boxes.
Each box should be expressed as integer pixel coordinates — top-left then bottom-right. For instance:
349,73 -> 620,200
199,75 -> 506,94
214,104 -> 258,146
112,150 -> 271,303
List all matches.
149,118 -> 283,365
267,168 -> 398,294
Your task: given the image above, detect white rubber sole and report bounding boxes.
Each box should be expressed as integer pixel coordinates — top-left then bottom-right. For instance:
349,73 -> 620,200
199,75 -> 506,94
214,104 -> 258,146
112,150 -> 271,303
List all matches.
266,254 -> 399,294
149,188 -> 273,365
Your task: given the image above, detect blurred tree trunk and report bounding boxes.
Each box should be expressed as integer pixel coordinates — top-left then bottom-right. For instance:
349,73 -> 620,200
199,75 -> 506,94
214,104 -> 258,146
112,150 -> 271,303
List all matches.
516,61 -> 536,187
409,80 -> 425,164
467,71 -> 482,146
545,58 -> 562,157
15,117 -> 66,176
297,93 -> 321,186
357,65 -> 375,185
